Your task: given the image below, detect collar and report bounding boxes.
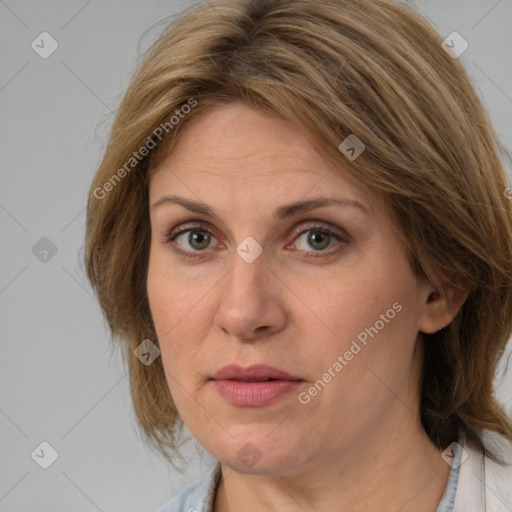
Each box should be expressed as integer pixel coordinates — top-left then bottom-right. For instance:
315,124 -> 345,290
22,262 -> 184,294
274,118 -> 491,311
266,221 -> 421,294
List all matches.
453,429 -> 512,512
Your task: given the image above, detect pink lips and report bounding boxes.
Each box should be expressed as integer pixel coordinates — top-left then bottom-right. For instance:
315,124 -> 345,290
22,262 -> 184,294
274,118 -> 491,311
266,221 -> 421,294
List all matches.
210,364 -> 304,407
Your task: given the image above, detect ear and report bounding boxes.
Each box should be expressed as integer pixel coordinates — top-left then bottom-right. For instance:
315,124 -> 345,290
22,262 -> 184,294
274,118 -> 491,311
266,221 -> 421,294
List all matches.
418,281 -> 470,334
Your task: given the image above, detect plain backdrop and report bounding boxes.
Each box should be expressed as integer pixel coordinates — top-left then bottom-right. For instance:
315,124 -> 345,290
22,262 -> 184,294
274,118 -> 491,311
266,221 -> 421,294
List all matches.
1,1 -> 511,510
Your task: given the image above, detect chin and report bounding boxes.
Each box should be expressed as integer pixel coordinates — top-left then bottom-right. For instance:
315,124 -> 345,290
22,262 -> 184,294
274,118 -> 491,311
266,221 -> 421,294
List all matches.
211,433 -> 307,475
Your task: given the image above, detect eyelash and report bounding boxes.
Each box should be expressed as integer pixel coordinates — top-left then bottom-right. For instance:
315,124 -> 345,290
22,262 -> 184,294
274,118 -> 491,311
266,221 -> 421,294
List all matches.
164,221 -> 350,260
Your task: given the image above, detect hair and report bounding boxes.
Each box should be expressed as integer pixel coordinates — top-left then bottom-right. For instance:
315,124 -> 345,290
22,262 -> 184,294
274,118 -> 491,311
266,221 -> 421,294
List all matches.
84,0 -> 512,468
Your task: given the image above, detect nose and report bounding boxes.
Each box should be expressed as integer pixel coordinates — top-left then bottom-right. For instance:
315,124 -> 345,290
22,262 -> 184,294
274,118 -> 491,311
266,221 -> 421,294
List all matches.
213,250 -> 287,341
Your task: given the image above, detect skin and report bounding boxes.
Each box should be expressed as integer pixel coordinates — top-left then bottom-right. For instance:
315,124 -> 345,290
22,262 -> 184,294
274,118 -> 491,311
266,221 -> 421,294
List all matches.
146,101 -> 467,512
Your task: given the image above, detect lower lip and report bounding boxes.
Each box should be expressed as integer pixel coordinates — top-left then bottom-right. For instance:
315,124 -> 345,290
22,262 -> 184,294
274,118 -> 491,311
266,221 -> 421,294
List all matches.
211,379 -> 304,407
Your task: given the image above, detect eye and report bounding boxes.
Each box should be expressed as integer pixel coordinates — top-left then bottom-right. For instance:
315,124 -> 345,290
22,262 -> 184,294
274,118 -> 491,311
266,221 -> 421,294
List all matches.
292,224 -> 347,256
171,226 -> 219,254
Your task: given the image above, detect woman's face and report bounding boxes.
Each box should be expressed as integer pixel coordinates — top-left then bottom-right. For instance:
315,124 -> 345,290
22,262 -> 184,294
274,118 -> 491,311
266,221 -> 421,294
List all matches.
147,101 -> 437,475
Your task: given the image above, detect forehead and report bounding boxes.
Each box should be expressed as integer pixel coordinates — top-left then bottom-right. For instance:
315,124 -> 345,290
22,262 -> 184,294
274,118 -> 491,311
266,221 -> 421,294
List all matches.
160,102 -> 320,168
148,102 -> 368,203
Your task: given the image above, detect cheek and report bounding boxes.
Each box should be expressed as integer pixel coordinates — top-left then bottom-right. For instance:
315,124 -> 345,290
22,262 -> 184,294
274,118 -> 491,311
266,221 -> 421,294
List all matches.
291,257 -> 421,392
327,298 -> 419,411
146,250 -> 215,379
148,249 -> 198,337
147,265 -> 203,415
288,264 -> 404,351
147,254 -> 187,367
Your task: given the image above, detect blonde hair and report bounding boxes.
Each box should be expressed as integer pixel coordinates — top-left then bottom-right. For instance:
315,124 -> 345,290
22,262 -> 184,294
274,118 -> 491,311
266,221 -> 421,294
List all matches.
85,0 -> 512,468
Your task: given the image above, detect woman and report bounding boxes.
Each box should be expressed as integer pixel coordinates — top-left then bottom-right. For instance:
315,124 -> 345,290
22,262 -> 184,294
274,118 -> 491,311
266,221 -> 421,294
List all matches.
84,0 -> 512,510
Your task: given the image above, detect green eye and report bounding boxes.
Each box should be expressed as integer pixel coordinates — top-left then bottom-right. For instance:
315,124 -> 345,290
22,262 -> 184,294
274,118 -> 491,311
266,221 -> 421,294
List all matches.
175,229 -> 217,251
305,231 -> 332,250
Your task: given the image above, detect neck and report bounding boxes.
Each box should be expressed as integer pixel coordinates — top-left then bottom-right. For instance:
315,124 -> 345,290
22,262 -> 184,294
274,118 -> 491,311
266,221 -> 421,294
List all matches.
213,412 -> 452,512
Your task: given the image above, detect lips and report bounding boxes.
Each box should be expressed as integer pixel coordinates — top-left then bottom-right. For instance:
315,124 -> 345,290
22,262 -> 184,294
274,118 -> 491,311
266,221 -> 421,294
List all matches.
210,364 -> 304,407
210,364 -> 302,382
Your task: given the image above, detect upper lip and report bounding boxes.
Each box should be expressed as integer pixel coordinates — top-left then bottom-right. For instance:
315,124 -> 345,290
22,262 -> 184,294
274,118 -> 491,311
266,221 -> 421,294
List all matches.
210,364 -> 303,381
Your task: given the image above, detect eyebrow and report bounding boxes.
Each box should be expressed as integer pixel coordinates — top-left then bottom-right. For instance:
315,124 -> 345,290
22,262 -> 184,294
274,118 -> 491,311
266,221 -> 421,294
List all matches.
151,194 -> 371,219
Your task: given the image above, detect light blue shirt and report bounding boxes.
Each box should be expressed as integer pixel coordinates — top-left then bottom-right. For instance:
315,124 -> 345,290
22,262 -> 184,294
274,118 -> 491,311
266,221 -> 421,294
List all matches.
156,443 -> 462,512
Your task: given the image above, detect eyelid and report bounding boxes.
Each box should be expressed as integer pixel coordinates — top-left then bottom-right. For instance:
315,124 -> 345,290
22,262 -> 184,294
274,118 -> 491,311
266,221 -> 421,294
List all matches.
166,220 -> 218,242
289,221 -> 350,243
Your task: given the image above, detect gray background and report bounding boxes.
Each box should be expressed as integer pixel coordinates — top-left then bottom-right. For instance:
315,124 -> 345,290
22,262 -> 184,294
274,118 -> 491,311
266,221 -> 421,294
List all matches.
1,1 -> 511,510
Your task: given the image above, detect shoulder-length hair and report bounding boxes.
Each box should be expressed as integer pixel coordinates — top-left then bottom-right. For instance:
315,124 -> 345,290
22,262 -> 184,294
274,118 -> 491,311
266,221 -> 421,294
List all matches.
84,0 -> 512,468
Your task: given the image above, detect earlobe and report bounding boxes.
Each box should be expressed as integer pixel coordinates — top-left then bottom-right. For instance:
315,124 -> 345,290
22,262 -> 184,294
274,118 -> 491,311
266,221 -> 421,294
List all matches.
418,286 -> 469,334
